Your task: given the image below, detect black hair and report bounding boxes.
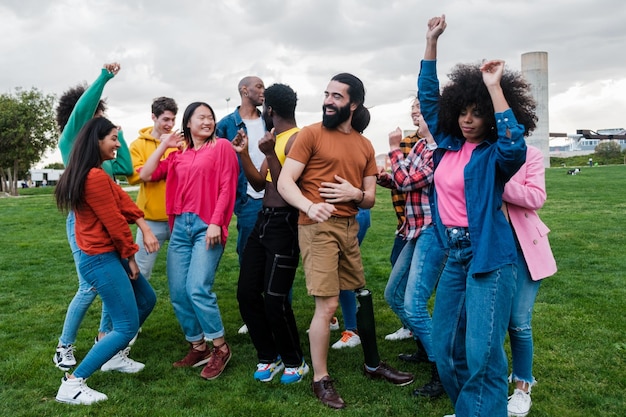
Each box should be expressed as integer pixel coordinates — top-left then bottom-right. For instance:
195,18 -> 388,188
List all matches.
55,117 -> 117,211
439,63 -> 537,140
264,83 -> 297,120
331,73 -> 370,133
56,83 -> 107,132
180,102 -> 216,148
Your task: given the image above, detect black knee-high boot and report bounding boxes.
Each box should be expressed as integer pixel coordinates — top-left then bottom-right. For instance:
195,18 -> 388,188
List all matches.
355,288 -> 380,368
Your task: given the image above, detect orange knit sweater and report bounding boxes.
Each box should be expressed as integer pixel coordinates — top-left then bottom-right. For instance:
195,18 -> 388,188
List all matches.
75,168 -> 143,259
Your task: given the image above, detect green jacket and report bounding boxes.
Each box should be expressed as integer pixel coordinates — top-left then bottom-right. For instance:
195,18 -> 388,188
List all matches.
58,68 -> 133,178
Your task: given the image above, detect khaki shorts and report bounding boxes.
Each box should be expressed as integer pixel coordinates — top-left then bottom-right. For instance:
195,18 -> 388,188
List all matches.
298,216 -> 365,297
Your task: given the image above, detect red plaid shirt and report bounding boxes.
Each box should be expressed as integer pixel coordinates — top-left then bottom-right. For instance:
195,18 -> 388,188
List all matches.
387,138 -> 436,240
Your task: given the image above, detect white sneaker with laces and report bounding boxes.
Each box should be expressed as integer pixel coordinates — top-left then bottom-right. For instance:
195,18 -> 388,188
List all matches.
53,345 -> 77,370
331,330 -> 361,349
384,327 -> 413,341
443,414 -> 456,417
100,347 -> 145,373
238,324 -> 249,334
329,317 -> 340,331
508,388 -> 532,417
56,374 -> 108,405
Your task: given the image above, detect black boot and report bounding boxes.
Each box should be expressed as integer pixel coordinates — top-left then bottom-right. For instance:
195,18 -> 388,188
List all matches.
412,361 -> 445,398
398,337 -> 429,363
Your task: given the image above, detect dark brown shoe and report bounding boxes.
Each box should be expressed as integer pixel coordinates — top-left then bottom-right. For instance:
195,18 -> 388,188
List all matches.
363,361 -> 414,386
312,375 -> 346,409
173,344 -> 211,368
398,350 -> 429,363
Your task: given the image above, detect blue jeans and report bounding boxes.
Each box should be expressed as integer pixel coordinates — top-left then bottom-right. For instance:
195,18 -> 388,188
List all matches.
167,213 -> 226,341
383,225 -> 445,360
433,227 -> 516,417
73,252 -> 156,379
390,234 -> 407,266
509,245 -> 541,385
235,197 -> 263,264
135,220 -> 170,280
337,208 -> 371,331
59,212 -> 111,346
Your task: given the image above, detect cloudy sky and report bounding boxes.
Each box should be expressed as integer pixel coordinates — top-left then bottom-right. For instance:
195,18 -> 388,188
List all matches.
1,0 -> 625,165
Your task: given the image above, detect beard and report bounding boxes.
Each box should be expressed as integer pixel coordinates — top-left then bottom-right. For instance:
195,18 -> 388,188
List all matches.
262,109 -> 274,131
322,103 -> 351,129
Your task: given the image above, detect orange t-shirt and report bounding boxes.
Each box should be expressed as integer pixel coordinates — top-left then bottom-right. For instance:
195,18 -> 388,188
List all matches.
287,122 -> 377,224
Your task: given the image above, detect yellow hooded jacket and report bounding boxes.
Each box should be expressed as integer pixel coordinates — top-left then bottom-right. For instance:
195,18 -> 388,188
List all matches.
127,126 -> 176,222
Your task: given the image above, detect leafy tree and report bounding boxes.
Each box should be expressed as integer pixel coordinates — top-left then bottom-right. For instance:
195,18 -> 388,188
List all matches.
0,88 -> 57,195
44,162 -> 65,169
594,140 -> 622,162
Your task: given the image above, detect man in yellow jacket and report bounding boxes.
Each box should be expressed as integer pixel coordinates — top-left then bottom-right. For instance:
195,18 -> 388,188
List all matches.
127,97 -> 178,280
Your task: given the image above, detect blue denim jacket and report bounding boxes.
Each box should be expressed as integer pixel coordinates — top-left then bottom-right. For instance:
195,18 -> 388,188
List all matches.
216,106 -> 264,215
418,60 -> 527,276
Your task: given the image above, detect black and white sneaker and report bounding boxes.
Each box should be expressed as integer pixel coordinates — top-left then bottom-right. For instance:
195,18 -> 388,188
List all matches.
53,345 -> 77,370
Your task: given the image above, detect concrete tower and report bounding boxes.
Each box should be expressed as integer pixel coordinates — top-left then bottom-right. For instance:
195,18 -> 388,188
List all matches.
521,51 -> 550,167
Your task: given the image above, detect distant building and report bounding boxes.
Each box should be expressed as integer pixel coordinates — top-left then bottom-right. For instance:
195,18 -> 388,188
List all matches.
30,168 -> 64,187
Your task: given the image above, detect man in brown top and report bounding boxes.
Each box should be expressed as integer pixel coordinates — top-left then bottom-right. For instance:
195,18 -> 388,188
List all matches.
278,73 -> 414,409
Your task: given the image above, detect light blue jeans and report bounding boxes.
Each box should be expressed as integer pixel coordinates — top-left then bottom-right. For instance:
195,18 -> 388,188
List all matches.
235,197 -> 263,264
432,227 -> 516,417
384,225 -> 445,361
135,220 -> 170,280
167,213 -> 226,341
509,245 -> 541,386
59,212 -> 111,346
73,252 -> 156,379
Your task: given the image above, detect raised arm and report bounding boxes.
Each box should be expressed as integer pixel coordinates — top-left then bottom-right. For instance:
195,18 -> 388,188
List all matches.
424,14 -> 446,60
59,63 -> 119,165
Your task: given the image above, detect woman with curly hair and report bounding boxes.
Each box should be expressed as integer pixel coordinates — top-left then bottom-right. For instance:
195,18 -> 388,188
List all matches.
418,15 -> 537,417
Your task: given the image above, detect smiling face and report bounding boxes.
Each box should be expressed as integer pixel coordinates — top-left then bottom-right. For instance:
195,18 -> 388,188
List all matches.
152,110 -> 177,137
99,127 -> 120,161
187,104 -> 215,141
410,99 -> 421,127
458,104 -> 488,143
322,80 -> 355,129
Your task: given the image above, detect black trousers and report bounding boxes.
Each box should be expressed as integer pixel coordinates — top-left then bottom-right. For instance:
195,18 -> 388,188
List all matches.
237,207 -> 303,367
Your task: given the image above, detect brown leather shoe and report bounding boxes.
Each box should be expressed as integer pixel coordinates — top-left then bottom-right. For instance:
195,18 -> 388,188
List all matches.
363,361 -> 414,386
312,375 -> 346,409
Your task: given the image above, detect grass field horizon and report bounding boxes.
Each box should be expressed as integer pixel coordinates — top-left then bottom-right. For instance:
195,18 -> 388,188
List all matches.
0,165 -> 624,416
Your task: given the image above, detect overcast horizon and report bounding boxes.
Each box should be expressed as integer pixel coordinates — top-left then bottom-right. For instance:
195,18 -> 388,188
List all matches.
1,0 -> 624,166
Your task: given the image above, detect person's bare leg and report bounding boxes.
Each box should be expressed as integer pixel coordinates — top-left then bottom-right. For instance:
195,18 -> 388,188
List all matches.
309,295 -> 338,381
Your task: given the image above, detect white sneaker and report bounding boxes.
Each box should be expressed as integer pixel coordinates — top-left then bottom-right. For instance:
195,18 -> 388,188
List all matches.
331,330 -> 361,349
443,414 -> 456,417
508,389 -> 532,417
100,347 -> 145,373
384,327 -> 413,341
53,345 -> 77,370
56,374 -> 108,405
238,324 -> 249,334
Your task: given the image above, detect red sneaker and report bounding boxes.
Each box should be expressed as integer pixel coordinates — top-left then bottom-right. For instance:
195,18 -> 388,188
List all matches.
200,343 -> 231,380
173,344 -> 211,368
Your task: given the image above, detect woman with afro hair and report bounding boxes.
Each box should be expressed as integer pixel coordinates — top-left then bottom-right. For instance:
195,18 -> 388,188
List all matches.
418,15 -> 537,417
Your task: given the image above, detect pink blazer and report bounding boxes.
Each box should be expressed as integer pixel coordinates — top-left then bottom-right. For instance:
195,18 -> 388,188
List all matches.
503,146 -> 557,281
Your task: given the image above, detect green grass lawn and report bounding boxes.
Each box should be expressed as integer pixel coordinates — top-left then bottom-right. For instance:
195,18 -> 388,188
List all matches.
0,165 -> 625,416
